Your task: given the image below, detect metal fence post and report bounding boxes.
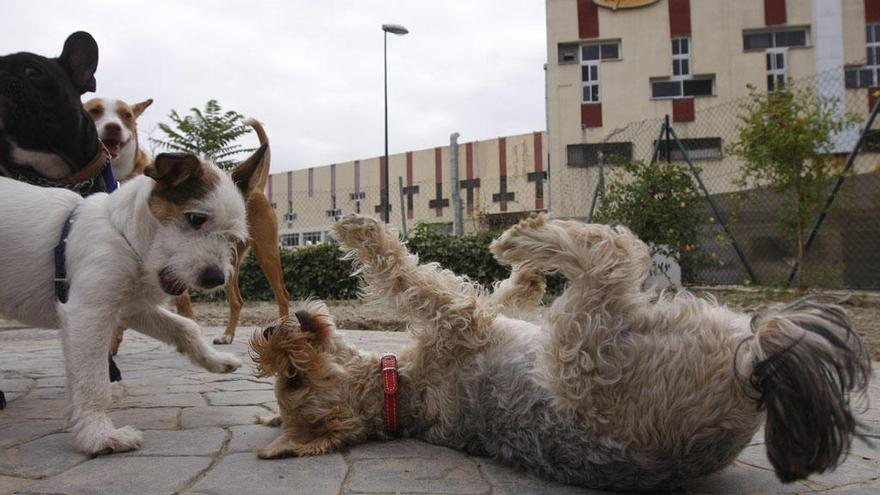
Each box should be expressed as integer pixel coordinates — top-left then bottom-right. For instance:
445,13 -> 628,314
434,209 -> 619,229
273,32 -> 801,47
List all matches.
666,126 -> 760,285
398,175 -> 408,237
786,93 -> 880,286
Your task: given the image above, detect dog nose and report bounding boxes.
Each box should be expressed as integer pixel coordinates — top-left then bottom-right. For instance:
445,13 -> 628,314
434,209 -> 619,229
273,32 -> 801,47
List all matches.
262,325 -> 277,339
199,266 -> 225,288
103,122 -> 122,134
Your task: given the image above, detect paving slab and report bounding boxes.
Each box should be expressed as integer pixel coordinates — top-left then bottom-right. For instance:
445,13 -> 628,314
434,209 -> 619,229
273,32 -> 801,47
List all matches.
108,406 -> 181,431
0,326 -> 877,495
22,456 -> 213,495
187,452 -> 346,495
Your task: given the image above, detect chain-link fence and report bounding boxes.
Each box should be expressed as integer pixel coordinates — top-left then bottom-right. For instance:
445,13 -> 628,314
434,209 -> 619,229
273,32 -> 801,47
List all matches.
551,64 -> 880,289
272,65 -> 879,290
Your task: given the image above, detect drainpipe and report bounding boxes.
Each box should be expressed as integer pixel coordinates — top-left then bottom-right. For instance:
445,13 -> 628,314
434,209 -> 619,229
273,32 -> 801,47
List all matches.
450,132 -> 463,236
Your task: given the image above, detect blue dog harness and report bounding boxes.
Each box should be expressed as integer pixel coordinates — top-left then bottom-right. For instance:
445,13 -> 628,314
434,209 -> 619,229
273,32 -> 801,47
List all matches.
53,148 -> 118,303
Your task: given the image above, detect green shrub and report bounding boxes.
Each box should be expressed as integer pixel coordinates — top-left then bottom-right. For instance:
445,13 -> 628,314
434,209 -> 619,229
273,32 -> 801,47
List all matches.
226,222 -> 565,302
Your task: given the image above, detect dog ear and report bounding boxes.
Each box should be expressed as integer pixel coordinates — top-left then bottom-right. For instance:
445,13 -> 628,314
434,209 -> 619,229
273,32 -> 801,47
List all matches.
145,153 -> 203,187
231,143 -> 269,196
131,99 -> 154,118
293,300 -> 335,346
59,31 -> 98,94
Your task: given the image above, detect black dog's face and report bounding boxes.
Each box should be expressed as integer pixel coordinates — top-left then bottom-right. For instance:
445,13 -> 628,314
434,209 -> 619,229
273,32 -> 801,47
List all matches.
0,31 -> 99,179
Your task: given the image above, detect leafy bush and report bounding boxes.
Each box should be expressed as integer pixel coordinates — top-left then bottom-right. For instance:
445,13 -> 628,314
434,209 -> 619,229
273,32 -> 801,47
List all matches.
594,160 -> 710,282
226,222 -> 565,302
232,243 -> 360,302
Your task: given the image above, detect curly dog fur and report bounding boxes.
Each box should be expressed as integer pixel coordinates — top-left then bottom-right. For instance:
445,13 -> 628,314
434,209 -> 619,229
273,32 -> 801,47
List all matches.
249,214 -> 871,491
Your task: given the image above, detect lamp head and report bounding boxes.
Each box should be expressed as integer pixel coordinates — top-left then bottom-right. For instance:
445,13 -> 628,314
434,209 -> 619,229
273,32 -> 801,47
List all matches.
382,24 -> 409,35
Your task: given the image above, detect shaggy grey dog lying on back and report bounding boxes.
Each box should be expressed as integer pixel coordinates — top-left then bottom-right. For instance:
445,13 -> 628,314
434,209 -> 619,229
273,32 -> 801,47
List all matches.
249,214 -> 871,491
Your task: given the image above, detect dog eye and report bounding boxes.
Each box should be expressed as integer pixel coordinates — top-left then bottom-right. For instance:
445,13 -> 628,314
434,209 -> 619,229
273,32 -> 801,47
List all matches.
185,213 -> 208,229
23,65 -> 43,78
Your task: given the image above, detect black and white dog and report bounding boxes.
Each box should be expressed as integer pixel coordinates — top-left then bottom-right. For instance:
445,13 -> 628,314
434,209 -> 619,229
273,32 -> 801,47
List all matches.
0,32 -> 120,411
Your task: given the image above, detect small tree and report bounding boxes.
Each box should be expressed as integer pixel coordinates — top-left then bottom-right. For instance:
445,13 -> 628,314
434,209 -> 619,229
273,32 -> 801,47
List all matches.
151,99 -> 254,170
727,85 -> 855,290
594,160 -> 708,283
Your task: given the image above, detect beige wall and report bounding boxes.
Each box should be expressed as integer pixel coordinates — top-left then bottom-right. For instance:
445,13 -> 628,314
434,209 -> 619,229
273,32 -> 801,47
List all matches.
267,132 -> 549,245
546,0 -> 875,218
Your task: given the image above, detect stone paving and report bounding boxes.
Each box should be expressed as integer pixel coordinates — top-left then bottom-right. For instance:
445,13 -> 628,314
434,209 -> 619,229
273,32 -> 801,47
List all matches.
0,324 -> 878,495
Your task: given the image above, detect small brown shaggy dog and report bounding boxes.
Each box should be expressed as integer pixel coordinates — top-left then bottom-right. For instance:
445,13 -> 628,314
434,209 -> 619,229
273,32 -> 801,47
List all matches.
249,214 -> 872,491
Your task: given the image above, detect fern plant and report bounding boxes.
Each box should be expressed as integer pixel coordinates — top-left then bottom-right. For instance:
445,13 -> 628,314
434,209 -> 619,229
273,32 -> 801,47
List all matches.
151,99 -> 254,170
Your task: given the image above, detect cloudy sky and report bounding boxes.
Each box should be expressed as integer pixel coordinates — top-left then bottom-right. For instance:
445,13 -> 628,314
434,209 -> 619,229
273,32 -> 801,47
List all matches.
1,0 -> 547,172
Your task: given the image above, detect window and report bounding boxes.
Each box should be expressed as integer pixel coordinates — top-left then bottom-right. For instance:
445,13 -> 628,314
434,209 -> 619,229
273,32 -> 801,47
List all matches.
650,76 -> 715,99
743,29 -> 808,51
567,142 -> 633,167
766,47 -> 787,91
655,137 -> 723,161
349,191 -> 366,200
581,42 -> 621,62
845,25 -> 880,88
577,41 -> 621,104
302,231 -> 322,245
650,38 -> 713,99
280,233 -> 299,248
283,212 -> 297,223
582,61 -> 600,103
558,43 -> 578,64
672,38 -> 691,79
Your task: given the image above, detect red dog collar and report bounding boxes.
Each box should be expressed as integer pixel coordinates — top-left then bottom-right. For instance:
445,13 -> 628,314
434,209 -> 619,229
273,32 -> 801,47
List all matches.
381,354 -> 399,435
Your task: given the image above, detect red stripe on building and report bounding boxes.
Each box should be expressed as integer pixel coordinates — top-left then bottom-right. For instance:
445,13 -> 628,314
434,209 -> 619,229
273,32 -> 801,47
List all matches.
668,0 -> 691,36
267,175 -> 272,203
286,171 -> 292,213
672,98 -> 695,122
406,152 -> 414,220
308,168 -> 314,197
434,147 -> 443,217
331,164 -> 336,197
533,132 -> 544,210
378,157 -> 386,222
867,0 -> 880,22
577,0 -> 599,39
466,142 -> 475,214
764,0 -> 787,26
499,138 -> 508,213
581,103 -> 603,128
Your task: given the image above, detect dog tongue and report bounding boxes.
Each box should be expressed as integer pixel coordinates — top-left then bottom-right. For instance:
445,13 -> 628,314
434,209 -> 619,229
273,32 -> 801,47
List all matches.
105,142 -> 122,158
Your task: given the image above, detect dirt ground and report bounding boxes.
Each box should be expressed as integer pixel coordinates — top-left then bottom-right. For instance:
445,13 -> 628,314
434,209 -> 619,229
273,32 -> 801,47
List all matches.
189,288 -> 880,361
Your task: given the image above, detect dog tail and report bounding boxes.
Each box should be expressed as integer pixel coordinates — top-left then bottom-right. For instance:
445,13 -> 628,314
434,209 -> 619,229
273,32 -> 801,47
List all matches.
738,298 -> 871,483
244,118 -> 271,191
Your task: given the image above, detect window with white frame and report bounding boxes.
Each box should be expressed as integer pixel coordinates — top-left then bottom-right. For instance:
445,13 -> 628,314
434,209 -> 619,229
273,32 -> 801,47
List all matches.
582,61 -> 600,103
577,41 -> 621,104
302,231 -> 322,246
845,24 -> 880,88
650,37 -> 714,99
766,47 -> 788,91
280,233 -> 299,248
743,29 -> 808,51
672,38 -> 691,79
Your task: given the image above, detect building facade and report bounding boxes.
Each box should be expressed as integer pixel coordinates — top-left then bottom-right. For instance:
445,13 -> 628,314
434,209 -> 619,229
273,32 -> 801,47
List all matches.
265,132 -> 548,247
546,0 -> 880,218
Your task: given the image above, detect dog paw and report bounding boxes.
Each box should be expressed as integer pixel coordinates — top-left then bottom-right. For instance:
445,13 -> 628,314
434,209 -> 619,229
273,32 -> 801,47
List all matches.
331,214 -> 382,245
491,223 -> 541,266
202,351 -> 242,373
256,414 -> 283,427
78,426 -> 143,455
213,334 -> 234,345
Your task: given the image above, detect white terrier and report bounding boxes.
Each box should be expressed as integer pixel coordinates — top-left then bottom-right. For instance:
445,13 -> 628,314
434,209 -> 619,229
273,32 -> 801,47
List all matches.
0,146 -> 268,455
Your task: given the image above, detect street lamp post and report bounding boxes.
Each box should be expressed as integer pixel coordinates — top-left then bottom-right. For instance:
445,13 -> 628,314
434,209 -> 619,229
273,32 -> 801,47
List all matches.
382,23 -> 408,223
